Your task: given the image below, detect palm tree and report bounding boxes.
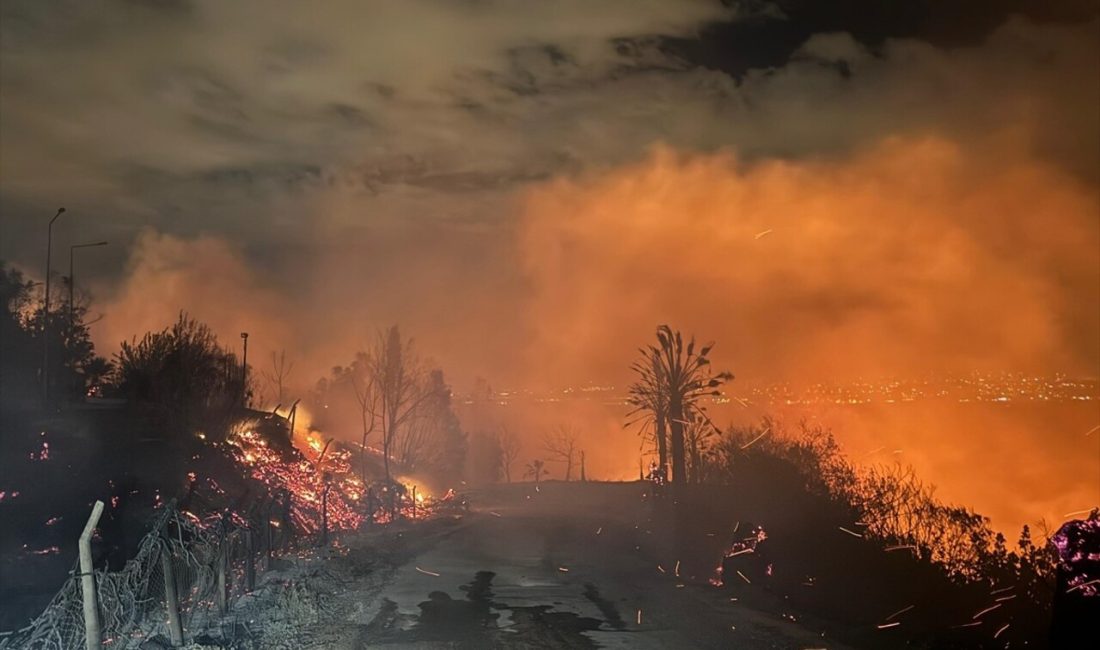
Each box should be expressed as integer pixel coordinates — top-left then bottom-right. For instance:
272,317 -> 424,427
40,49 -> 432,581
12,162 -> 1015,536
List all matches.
627,325 -> 732,485
627,349 -> 669,471
524,459 -> 547,485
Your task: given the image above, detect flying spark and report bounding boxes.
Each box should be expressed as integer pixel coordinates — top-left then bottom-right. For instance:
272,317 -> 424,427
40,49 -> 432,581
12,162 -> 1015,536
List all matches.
740,428 -> 771,450
860,446 -> 885,459
884,544 -> 918,552
1067,578 -> 1100,592
415,567 -> 441,577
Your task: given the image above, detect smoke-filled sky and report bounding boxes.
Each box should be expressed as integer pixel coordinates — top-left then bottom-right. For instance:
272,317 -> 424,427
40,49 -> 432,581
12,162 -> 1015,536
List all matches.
2,0 -> 1098,392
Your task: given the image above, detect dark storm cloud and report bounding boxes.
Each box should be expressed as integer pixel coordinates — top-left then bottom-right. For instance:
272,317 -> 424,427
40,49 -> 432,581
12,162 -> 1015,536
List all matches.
661,0 -> 1100,79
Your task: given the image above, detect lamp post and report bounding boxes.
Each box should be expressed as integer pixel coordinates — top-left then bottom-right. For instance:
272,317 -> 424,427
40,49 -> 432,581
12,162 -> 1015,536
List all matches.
43,207 -> 66,404
69,241 -> 108,330
240,332 -> 249,407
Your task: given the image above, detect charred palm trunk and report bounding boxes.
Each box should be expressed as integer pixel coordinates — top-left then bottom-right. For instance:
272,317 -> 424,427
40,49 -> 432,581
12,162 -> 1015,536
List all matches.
669,398 -> 686,485
655,412 -> 668,472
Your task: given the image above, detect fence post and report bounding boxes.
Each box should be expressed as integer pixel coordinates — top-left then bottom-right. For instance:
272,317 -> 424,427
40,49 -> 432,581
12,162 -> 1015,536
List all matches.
216,518 -> 228,615
244,528 -> 255,592
264,515 -> 273,571
79,500 -> 105,650
320,475 -> 330,547
160,546 -> 184,646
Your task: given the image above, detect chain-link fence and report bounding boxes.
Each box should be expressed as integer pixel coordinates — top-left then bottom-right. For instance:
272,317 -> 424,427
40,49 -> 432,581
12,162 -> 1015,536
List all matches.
0,499 -> 295,650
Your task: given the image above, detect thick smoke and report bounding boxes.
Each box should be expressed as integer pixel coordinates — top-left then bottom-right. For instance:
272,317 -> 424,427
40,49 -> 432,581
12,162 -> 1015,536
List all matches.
90,133 -> 1099,532
44,8 -> 1095,533
517,134 -> 1100,387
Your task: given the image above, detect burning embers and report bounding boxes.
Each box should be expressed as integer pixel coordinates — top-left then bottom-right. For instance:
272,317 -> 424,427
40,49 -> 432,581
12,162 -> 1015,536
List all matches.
211,423 -> 449,540
710,524 -> 771,587
1051,509 -> 1100,597
1050,509 -> 1100,646
221,426 -> 364,533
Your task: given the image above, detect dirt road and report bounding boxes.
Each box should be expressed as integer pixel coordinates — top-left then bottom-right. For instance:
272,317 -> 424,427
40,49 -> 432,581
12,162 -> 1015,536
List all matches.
318,483 -> 853,649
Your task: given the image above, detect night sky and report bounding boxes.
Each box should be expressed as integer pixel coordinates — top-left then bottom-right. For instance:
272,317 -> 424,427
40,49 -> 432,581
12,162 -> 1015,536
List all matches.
1,0 -> 1097,388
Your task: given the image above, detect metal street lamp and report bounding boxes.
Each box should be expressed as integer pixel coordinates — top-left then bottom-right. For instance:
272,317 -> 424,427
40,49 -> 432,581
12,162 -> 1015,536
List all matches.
241,332 -> 249,407
69,241 -> 108,330
43,207 -> 66,404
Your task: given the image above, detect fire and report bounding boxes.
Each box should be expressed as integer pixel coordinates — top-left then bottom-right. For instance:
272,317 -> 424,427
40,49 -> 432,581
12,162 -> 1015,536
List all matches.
224,425 -> 363,533
710,525 -> 769,587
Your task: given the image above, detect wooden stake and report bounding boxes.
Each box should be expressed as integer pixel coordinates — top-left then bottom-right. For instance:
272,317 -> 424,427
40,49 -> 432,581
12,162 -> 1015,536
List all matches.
216,520 -> 228,614
264,516 -> 273,571
79,501 -> 105,650
244,528 -> 255,592
161,548 -> 184,646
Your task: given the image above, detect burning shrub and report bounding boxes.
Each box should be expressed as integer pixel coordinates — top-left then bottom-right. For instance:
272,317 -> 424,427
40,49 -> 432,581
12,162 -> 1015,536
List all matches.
223,423 -> 363,535
699,418 -> 1067,645
1050,511 -> 1100,645
711,524 -> 770,587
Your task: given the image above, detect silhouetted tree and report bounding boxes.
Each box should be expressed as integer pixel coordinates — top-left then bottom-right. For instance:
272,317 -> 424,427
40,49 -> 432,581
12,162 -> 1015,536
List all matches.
543,425 -> 579,480
628,325 -> 731,484
113,312 -> 246,434
263,349 -> 294,405
398,369 -> 466,484
524,459 -> 547,485
496,425 -> 522,482
365,326 -> 428,483
0,263 -> 38,409
1,262 -> 110,407
337,351 -> 379,483
466,430 -> 503,486
684,414 -> 718,483
627,349 -> 669,471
